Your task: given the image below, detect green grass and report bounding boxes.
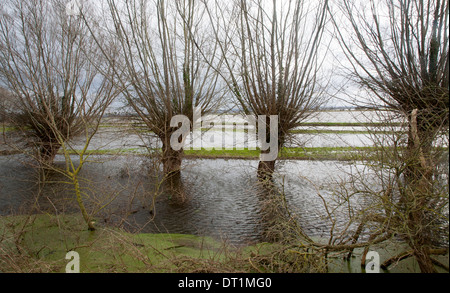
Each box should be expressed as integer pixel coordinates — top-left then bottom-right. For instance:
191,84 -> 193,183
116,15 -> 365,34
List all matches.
55,146 -> 388,161
184,146 -> 380,161
0,213 -> 327,273
0,214 -> 227,273
185,148 -> 261,159
2,213 -> 447,273
1,125 -> 18,132
21,144 -> 450,162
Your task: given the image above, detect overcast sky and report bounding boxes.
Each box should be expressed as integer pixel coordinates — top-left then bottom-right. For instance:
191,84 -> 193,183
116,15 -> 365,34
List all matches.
2,0 -> 428,112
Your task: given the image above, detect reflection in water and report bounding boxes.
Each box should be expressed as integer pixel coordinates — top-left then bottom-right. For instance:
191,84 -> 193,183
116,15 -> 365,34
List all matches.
0,154 -> 446,246
0,155 -> 39,215
163,171 -> 187,204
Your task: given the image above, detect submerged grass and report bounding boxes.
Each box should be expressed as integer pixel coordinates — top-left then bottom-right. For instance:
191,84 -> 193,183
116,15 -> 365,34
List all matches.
1,187 -> 447,273
0,214 -> 327,273
1,211 -> 447,273
0,214 -> 224,273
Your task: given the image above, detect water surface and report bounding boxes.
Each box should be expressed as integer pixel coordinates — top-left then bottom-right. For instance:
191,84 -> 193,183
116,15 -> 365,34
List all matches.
0,154 -> 361,245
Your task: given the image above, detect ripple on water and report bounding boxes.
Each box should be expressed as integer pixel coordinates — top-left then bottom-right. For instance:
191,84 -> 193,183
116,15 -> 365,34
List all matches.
0,155 -> 447,246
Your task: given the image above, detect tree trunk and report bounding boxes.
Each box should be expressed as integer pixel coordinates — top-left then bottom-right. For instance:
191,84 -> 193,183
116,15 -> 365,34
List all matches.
160,132 -> 186,202
161,136 -> 183,177
39,141 -> 61,164
257,159 -> 276,182
165,170 -> 187,203
257,124 -> 283,183
73,175 -> 96,231
412,244 -> 437,273
403,109 -> 438,273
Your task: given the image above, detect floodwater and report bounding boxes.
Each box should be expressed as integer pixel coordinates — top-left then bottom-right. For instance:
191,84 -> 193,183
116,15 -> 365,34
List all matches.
2,110 -> 447,154
68,110 -> 447,151
0,110 -> 448,248
0,154 -> 360,245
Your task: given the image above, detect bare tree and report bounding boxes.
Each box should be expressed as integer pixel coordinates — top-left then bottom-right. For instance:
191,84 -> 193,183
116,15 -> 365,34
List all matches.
330,0 -> 449,272
203,0 -> 329,181
86,0 -> 224,184
0,0 -> 115,164
0,87 -> 13,123
0,0 -> 118,230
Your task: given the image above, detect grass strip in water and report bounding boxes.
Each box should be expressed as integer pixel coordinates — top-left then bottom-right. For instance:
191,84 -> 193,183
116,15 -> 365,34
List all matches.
55,146 -> 400,161
184,147 -> 385,161
1,125 -> 19,133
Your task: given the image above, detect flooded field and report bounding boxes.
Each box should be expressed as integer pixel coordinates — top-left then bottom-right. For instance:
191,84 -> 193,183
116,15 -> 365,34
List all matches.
1,110 -> 448,247
0,154 -> 358,245
2,110 -> 448,153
